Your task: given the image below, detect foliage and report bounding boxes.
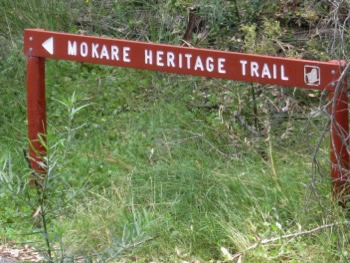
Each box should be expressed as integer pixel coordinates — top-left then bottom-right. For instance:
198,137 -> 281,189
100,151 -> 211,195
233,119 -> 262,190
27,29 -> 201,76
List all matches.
1,0 -> 350,261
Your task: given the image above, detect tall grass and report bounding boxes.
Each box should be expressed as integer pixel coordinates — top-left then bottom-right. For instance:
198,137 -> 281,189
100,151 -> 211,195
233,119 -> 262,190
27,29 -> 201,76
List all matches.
0,0 -> 73,37
1,0 -> 350,262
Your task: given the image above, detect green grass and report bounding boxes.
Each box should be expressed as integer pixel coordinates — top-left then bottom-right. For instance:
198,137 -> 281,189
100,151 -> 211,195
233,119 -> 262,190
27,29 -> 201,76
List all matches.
1,58 -> 345,261
1,0 -> 350,262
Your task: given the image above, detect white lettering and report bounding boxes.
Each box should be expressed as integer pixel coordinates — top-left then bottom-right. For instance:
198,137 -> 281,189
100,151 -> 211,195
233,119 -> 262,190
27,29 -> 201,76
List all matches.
123,47 -> 131,62
281,65 -> 289,81
68,41 -> 77,56
206,57 -> 214,72
185,54 -> 192,69
140,50 -> 232,74
156,51 -> 164,66
273,64 -> 277,79
251,62 -> 259,77
261,64 -> 271,79
100,45 -> 109,60
111,46 -> 119,60
167,52 -> 175,67
92,43 -> 99,58
194,56 -> 204,71
218,58 -> 226,74
179,53 -> 183,68
240,60 -> 248,76
80,42 -> 88,57
145,49 -> 152,64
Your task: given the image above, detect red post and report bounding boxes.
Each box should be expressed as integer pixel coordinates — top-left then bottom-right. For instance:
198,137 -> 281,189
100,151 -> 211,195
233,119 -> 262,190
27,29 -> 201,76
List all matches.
26,56 -> 47,181
329,65 -> 349,205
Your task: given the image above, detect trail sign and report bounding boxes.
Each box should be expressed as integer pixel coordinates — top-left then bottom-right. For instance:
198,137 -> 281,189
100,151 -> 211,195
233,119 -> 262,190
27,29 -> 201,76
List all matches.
24,29 -> 349,204
25,29 -> 342,91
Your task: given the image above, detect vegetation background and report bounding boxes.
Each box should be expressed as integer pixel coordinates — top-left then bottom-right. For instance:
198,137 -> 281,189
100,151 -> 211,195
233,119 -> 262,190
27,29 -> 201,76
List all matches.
1,0 -> 350,262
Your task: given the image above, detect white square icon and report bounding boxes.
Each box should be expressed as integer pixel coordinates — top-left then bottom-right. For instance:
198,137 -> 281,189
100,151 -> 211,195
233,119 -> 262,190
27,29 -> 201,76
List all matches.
304,65 -> 320,86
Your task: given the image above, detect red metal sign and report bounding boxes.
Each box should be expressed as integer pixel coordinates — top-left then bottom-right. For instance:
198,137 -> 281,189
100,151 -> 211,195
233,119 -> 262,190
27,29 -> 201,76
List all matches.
24,29 -> 349,204
24,29 -> 341,91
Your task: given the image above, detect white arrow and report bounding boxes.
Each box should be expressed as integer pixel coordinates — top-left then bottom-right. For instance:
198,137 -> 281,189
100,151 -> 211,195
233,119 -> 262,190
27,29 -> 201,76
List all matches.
42,37 -> 54,55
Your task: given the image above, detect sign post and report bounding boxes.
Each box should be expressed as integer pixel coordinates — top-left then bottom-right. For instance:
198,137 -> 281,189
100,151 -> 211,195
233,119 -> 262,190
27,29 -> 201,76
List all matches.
24,29 -> 349,203
329,62 -> 349,205
26,55 -> 46,180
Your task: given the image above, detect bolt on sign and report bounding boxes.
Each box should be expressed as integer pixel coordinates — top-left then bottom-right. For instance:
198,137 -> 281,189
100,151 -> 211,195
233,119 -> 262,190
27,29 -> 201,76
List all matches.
24,29 -> 349,204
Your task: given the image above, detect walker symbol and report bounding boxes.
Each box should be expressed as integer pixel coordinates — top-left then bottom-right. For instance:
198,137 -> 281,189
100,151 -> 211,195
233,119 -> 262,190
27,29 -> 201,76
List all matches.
304,65 -> 320,86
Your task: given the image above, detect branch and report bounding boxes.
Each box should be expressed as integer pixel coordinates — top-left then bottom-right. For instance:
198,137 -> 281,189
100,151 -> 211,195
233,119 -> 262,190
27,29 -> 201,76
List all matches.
232,221 -> 350,260
183,6 -> 199,46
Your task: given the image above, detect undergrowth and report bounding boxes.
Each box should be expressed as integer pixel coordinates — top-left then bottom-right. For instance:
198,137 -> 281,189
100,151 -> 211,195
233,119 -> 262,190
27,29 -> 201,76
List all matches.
1,0 -> 350,262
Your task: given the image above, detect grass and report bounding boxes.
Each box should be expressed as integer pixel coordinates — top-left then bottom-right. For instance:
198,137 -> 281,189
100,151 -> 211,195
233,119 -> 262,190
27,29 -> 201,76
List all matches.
1,0 -> 350,262
1,59 -> 344,261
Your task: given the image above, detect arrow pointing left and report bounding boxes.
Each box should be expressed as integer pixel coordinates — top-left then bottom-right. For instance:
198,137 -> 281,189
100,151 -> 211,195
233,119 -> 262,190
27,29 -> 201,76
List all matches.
42,37 -> 54,55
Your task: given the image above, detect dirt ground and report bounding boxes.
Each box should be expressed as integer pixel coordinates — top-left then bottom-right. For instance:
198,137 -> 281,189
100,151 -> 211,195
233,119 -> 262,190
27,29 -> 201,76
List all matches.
0,245 -> 44,262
